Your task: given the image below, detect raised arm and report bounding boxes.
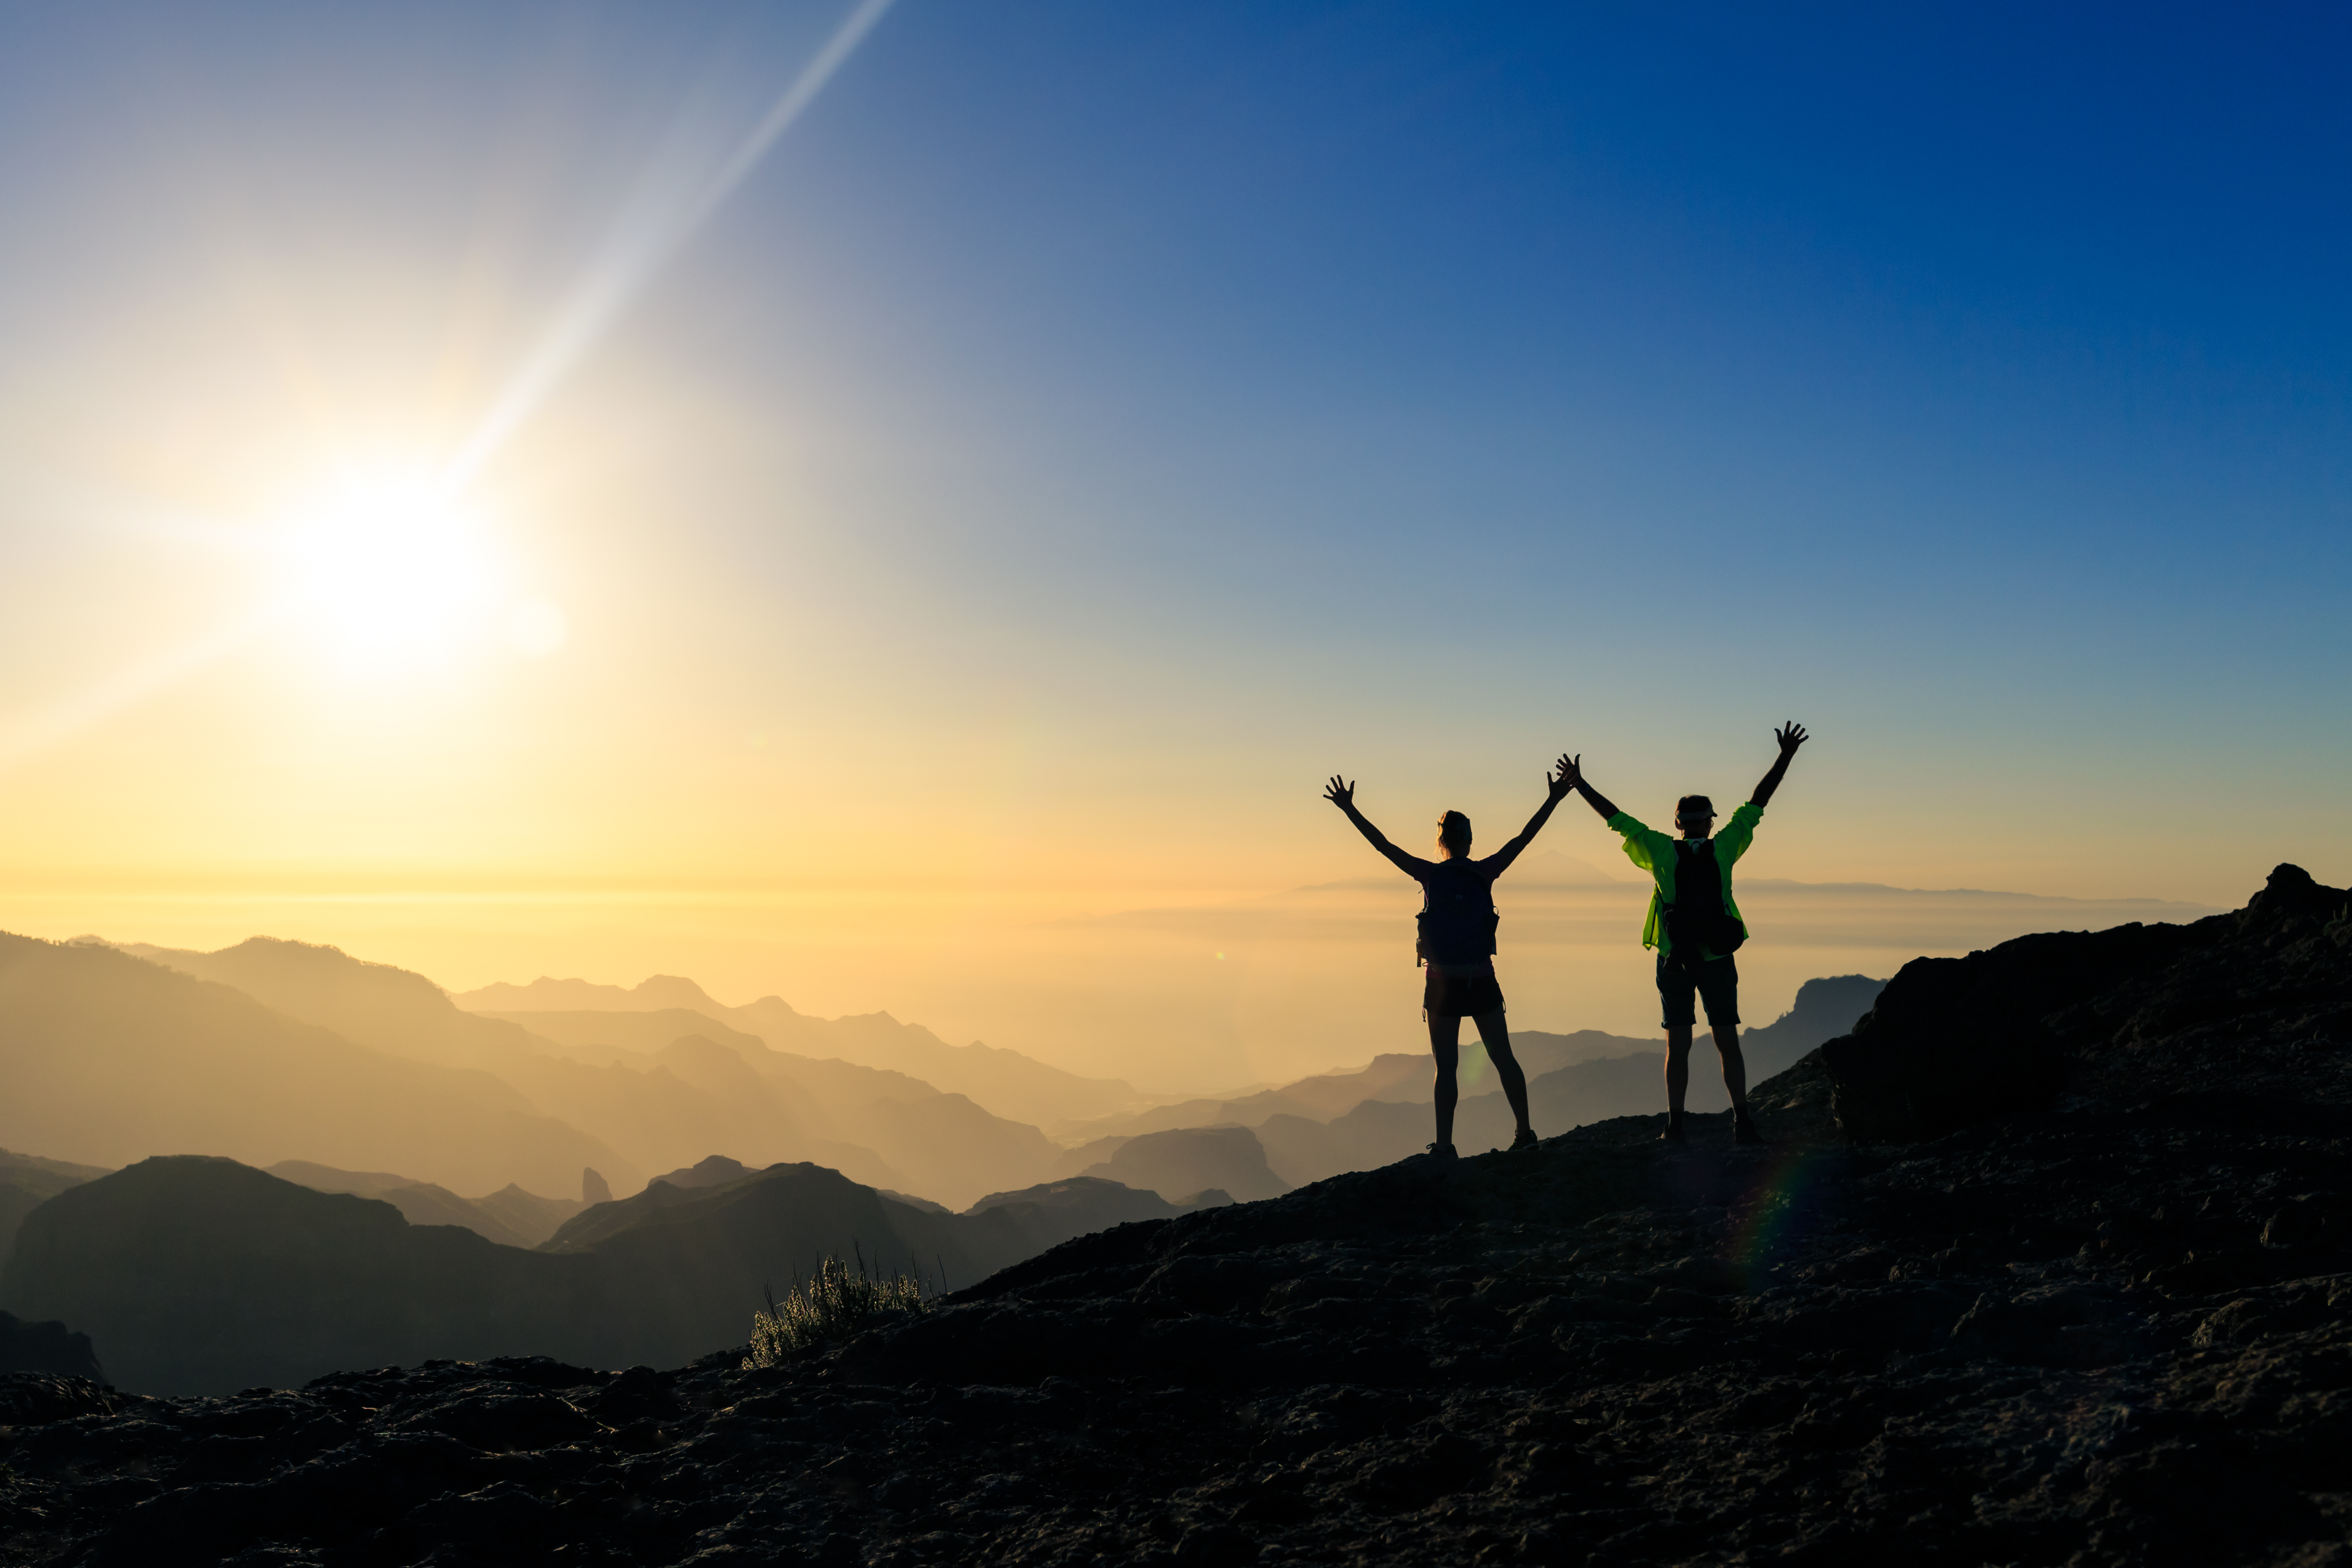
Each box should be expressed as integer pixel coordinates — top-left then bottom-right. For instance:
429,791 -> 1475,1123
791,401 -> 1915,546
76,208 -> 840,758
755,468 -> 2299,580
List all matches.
1749,721 -> 1808,808
1323,776 -> 1430,878
1482,754 -> 1578,876
1561,754 -> 1622,822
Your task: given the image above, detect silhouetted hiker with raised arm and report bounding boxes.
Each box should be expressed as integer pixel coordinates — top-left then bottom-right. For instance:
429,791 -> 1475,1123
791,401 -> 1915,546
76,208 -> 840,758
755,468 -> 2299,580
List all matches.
1323,756 -> 1576,1159
1561,723 -> 1808,1146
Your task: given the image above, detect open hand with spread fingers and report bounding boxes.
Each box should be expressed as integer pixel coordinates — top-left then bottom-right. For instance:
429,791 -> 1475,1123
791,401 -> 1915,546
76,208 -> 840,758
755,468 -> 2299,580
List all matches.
1323,775 -> 1356,811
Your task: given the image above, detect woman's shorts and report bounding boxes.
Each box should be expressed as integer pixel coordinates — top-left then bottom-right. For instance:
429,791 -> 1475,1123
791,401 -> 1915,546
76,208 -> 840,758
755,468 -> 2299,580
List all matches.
1423,966 -> 1505,1018
1657,951 -> 1739,1030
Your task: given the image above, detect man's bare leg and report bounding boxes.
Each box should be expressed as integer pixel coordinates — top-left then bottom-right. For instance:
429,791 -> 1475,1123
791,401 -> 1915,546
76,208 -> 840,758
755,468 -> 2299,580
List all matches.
1471,1010 -> 1534,1142
1664,1024 -> 1694,1116
1427,1013 -> 1462,1151
1714,1022 -> 1749,1112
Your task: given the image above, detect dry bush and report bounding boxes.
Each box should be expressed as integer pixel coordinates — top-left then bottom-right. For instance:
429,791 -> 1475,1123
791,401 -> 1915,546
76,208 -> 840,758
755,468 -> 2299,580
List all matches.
742,1251 -> 930,1368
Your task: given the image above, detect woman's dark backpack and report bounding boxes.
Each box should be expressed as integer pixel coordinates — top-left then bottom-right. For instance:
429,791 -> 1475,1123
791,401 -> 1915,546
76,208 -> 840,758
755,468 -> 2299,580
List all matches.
1416,859 -> 1499,966
1665,839 -> 1746,957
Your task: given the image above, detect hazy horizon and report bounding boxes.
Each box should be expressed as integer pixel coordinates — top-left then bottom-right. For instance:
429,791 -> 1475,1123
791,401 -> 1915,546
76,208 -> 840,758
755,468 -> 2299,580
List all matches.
10,862 -> 2222,1092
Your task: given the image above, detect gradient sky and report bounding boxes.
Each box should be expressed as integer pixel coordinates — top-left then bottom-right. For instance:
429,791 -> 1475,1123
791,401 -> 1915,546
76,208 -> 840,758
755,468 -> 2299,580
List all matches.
0,4 -> 2344,1086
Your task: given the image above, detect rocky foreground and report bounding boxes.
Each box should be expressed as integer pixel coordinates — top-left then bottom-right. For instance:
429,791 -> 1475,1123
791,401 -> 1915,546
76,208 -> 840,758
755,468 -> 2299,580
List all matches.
2,867 -> 2347,1567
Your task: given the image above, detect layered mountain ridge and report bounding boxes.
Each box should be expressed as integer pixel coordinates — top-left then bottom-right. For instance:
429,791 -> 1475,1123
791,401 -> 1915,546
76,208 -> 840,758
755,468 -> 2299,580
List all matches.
0,865 -> 2342,1564
3,929 -> 1880,1220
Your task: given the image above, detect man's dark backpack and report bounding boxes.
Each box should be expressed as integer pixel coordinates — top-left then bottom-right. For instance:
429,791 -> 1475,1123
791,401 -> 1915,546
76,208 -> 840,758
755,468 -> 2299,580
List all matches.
1416,860 -> 1499,966
1664,839 -> 1747,958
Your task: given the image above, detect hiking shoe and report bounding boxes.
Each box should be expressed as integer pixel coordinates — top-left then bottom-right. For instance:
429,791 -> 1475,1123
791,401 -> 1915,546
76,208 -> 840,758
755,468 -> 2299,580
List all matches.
1733,1111 -> 1766,1146
1659,1119 -> 1687,1146
1508,1128 -> 1539,1152
1425,1142 -> 1458,1161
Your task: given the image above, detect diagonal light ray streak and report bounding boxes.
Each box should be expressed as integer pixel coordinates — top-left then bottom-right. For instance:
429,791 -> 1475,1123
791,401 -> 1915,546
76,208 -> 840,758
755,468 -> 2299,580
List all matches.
439,0 -> 898,495
0,603 -> 292,774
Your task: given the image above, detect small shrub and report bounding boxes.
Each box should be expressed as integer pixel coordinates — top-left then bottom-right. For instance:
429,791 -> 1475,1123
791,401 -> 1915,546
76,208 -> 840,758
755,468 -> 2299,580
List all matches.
742,1251 -> 931,1369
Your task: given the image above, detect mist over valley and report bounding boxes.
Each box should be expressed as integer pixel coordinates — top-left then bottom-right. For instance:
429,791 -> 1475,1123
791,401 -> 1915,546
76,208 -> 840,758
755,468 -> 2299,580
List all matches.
0,920 -> 1887,1393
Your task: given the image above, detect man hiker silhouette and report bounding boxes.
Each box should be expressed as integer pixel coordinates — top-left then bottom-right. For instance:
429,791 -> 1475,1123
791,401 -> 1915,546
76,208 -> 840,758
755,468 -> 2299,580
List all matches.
1323,755 -> 1576,1158
1561,723 -> 1808,1146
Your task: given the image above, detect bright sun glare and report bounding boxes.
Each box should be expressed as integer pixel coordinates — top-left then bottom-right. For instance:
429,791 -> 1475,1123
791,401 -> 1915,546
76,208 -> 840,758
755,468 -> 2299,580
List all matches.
276,473 -> 497,667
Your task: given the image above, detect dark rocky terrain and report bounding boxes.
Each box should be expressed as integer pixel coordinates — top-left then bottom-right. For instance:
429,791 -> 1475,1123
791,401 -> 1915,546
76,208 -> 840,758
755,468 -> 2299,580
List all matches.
2,866 -> 2346,1566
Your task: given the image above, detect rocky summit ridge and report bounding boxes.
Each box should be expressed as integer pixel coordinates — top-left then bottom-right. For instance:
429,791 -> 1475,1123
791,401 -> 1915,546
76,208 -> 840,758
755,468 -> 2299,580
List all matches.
2,865 -> 2347,1567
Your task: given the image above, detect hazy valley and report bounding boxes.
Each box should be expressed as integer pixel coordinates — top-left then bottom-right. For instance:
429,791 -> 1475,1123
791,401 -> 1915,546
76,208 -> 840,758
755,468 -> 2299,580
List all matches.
0,922 -> 1882,1393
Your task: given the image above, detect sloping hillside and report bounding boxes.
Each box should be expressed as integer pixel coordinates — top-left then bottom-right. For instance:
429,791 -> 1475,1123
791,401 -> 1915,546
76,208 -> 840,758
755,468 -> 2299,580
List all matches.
456,974 -> 1152,1126
501,1010 -> 1061,1208
266,1161 -> 550,1249
123,939 -> 1069,1207
0,1148 -> 109,1264
119,941 -> 895,1192
0,935 -> 638,1196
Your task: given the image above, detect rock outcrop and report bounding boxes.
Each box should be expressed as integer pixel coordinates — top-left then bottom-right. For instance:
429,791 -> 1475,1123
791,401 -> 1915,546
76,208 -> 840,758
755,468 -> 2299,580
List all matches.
0,1311 -> 100,1378
2,869 -> 2346,1564
1824,863 -> 2350,1142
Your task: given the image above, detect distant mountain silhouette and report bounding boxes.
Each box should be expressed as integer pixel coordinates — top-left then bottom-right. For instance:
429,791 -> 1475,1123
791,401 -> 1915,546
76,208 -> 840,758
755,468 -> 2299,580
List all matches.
451,974 -> 735,1013
1733,973 -> 1886,1079
1076,1126 -> 1292,1203
111,941 -> 837,1194
965,1175 -> 1184,1220
266,1161 -> 565,1249
0,935 -> 638,1196
644,1154 -> 766,1190
1050,982 -> 1891,1185
0,1152 -> 1195,1395
492,1011 -> 1061,1209
1060,1027 -> 1663,1147
118,937 -> 537,1070
455,975 -> 1152,1127
59,929 -> 1892,1222
0,1147 -> 108,1265
113,939 -> 1062,1209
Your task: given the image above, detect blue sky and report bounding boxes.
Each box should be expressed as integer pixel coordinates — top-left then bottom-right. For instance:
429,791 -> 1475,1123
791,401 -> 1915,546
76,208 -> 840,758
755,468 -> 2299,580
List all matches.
0,3 -> 2345,1045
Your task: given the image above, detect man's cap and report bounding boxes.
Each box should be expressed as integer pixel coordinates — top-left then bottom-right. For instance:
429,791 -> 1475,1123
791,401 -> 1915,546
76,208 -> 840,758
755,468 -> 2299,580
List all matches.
1675,794 -> 1715,819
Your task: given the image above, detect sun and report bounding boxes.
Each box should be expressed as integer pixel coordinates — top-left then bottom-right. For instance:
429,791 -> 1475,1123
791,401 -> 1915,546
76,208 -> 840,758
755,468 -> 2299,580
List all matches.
275,472 -> 497,666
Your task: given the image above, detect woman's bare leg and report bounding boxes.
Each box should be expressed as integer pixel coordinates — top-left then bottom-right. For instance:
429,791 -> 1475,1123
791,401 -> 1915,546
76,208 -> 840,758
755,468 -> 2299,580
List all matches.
1473,1010 -> 1533,1138
1427,1012 -> 1462,1148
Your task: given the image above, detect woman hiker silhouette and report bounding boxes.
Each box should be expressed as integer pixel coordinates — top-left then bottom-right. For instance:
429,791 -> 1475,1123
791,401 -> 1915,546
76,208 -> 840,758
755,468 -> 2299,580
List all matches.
1323,754 -> 1576,1158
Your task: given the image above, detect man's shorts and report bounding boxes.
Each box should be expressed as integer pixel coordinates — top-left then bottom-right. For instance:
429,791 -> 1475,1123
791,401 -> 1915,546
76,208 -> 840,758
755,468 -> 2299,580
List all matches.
1657,951 -> 1739,1031
1424,965 -> 1506,1019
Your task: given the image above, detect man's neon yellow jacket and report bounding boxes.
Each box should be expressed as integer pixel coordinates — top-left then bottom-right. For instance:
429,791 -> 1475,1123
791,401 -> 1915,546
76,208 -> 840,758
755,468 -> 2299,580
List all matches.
1606,801 -> 1762,959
